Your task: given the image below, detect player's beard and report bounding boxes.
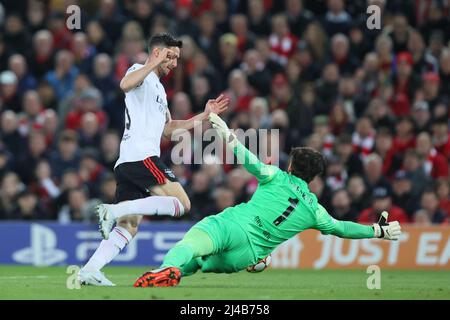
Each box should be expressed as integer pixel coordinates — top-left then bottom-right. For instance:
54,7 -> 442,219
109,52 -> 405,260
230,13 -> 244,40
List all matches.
158,65 -> 170,78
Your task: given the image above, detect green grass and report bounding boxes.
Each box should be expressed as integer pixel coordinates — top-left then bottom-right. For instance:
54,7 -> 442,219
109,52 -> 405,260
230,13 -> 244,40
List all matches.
0,265 -> 449,300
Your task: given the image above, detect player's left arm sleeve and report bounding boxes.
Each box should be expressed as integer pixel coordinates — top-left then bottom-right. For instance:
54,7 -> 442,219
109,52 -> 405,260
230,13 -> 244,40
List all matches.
232,139 -> 279,184
313,204 -> 375,239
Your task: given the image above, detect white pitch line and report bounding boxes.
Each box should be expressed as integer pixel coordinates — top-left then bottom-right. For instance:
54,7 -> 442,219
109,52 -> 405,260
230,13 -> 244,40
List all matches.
0,275 -> 50,279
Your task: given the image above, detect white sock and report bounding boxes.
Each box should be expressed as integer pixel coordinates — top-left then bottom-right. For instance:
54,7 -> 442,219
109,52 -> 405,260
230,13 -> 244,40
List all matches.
83,226 -> 132,272
108,196 -> 185,220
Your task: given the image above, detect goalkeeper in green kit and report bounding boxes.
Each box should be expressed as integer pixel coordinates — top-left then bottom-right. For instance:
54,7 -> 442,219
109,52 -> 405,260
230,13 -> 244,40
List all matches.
133,114 -> 402,287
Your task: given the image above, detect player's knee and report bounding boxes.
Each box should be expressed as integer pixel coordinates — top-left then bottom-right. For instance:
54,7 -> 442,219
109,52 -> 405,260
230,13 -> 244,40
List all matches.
180,198 -> 191,213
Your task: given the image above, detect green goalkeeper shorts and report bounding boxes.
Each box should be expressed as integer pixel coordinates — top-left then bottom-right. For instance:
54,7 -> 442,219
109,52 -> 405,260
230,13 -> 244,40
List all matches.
193,215 -> 258,273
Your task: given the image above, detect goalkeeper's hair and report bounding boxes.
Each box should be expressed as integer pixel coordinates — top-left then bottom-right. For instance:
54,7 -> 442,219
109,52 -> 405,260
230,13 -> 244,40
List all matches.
289,147 -> 326,183
148,33 -> 183,52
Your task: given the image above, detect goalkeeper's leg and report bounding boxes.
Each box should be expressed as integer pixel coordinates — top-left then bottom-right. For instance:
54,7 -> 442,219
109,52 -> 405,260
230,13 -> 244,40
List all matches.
133,227 -> 214,287
161,227 -> 214,275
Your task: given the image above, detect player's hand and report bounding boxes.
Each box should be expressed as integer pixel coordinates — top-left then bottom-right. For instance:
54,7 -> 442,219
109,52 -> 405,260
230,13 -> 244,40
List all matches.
209,113 -> 237,146
204,94 -> 229,116
373,211 -> 402,240
151,48 -> 176,67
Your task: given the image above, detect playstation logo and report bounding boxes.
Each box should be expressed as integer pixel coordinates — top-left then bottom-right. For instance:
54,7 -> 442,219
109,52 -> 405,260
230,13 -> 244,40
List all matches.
12,224 -> 67,266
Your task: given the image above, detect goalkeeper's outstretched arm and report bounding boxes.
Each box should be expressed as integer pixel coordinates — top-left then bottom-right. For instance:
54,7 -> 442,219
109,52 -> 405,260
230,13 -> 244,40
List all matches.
209,113 -> 277,183
314,204 -> 402,240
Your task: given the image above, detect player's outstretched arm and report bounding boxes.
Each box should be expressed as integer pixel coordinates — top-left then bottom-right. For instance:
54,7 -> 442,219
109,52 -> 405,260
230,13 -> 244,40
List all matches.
314,204 -> 402,240
162,94 -> 229,138
209,113 -> 278,183
120,48 -> 175,92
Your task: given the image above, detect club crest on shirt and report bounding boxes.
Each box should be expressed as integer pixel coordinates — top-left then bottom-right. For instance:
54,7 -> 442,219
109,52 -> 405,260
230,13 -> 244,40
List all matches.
165,168 -> 175,179
156,95 -> 167,113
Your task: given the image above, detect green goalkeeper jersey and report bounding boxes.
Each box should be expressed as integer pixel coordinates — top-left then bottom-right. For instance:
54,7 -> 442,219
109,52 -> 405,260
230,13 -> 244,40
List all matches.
219,140 -> 375,260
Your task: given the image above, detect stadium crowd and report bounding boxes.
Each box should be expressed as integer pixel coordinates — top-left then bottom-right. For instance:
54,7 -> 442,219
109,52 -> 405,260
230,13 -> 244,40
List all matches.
0,0 -> 449,225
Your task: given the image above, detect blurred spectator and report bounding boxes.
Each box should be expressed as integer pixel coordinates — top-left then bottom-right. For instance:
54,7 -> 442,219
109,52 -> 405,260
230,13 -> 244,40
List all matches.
79,112 -> 102,149
100,173 -> 117,204
269,73 -> 299,112
29,30 -> 55,80
58,187 -> 92,223
217,33 -> 240,81
322,0 -> 351,36
325,156 -> 347,191
227,168 -> 251,204
4,14 -> 29,54
334,133 -> 363,177
95,0 -> 126,44
315,63 -> 339,111
422,72 -> 444,113
412,100 -> 431,133
29,159 -> 60,216
248,0 -> 271,36
432,117 -> 450,158
366,98 -> 396,130
328,33 -> 359,75
391,170 -> 418,218
435,179 -> 450,218
44,50 -> 79,101
285,0 -> 314,38
309,175 -> 332,210
79,148 -> 107,198
269,14 -> 297,66
211,186 -> 236,213
415,131 -> 448,179
347,175 -> 370,213
14,190 -> 46,220
230,14 -> 255,55
416,189 -> 448,224
330,188 -> 358,221
189,170 -> 214,220
1,110 -> 27,156
17,90 -> 45,137
174,0 -> 199,38
226,69 -> 255,112
358,186 -> 409,223
65,87 -> 107,130
402,149 -> 432,196
8,54 -> 37,95
352,117 -> 375,159
86,20 -> 114,55
16,130 -> 49,184
249,97 -> 270,129
100,130 -> 120,169
48,129 -> 81,179
408,30 -> 439,75
439,49 -> 450,99
241,49 -> 272,95
0,70 -> 21,112
363,153 -> 391,194
412,209 -> 432,226
0,172 -> 25,219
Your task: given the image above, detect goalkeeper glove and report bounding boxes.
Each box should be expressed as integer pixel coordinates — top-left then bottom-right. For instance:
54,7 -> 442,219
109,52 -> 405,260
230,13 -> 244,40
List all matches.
209,113 -> 238,147
373,211 -> 402,240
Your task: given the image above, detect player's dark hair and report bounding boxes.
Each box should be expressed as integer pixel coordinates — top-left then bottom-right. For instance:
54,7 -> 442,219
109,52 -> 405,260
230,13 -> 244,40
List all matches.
289,147 -> 326,183
148,33 -> 183,52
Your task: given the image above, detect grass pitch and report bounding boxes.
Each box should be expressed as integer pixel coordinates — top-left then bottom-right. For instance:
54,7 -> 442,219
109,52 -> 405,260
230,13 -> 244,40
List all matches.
0,265 -> 448,300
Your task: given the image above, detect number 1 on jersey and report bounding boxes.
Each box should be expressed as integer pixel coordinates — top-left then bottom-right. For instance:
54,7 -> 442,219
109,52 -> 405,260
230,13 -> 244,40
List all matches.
273,197 -> 299,226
